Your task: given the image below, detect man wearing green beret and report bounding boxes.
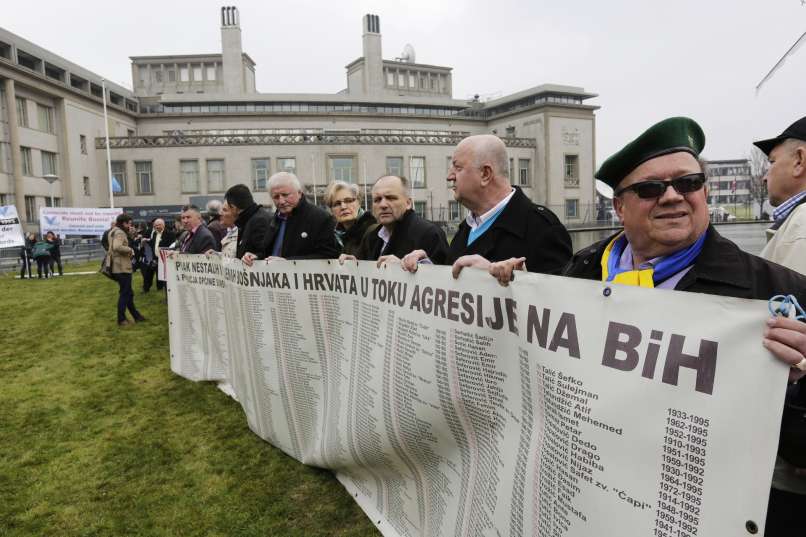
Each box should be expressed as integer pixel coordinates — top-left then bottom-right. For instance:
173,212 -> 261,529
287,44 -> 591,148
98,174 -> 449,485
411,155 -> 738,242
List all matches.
488,117 -> 806,536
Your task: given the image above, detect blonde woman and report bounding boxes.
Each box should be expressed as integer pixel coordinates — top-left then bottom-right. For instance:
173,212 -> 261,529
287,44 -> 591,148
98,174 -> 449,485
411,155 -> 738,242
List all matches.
324,181 -> 376,256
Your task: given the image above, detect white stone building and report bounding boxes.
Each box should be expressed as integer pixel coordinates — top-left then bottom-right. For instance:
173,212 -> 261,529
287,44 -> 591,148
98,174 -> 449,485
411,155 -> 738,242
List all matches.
0,7 -> 599,231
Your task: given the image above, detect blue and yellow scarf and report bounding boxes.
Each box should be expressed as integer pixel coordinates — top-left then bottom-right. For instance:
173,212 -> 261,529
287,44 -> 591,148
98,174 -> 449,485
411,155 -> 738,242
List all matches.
600,231 -> 707,288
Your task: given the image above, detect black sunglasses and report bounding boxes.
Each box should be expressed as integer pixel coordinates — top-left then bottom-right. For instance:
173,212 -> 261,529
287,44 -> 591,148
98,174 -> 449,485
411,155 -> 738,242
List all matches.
614,173 -> 706,199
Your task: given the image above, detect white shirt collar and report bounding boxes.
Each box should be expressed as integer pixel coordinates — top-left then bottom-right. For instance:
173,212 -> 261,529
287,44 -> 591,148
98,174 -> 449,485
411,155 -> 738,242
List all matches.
465,188 -> 516,231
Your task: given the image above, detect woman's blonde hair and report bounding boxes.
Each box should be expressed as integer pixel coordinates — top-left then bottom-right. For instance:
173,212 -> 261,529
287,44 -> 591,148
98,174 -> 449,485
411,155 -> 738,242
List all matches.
324,181 -> 360,207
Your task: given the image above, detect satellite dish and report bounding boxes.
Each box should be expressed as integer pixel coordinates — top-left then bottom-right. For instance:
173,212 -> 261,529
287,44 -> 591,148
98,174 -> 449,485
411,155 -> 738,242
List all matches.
595,179 -> 614,200
401,43 -> 416,63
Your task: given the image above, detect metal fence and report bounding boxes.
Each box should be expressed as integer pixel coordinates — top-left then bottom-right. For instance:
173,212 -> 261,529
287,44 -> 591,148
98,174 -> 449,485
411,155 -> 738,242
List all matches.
1,239 -> 106,273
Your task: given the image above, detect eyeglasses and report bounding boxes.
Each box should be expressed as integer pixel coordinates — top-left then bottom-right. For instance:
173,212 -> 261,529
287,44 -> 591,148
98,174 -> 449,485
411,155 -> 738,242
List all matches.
331,197 -> 357,208
614,173 -> 706,199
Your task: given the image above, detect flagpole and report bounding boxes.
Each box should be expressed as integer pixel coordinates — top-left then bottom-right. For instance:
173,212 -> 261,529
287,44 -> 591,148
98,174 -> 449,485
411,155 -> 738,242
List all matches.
363,160 -> 368,211
101,79 -> 114,209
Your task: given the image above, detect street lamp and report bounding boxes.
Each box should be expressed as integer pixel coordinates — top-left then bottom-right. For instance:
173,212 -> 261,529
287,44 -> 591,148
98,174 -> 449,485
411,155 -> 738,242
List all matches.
42,174 -> 59,208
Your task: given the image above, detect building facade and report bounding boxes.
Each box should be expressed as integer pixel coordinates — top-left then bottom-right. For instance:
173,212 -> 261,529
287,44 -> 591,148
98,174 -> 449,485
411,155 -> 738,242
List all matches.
0,7 -> 598,232
705,158 -> 752,206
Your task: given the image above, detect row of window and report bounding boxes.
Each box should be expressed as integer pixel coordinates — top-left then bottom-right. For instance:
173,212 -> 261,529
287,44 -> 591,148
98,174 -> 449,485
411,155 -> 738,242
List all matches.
138,63 -> 218,86
708,165 -> 750,177
142,102 -> 469,117
110,156 -> 535,196
383,69 -> 448,93
17,146 -> 58,176
15,97 -> 54,133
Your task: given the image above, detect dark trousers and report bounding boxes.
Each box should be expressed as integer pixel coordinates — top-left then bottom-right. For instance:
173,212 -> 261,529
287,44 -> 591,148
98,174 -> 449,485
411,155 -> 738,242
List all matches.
765,487 -> 806,536
36,257 -> 51,278
141,264 -> 164,292
20,254 -> 32,278
113,272 -> 142,323
49,255 -> 63,275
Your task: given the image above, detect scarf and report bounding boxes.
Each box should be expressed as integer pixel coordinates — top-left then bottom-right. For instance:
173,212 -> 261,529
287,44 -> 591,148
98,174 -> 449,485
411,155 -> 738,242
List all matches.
600,231 -> 707,288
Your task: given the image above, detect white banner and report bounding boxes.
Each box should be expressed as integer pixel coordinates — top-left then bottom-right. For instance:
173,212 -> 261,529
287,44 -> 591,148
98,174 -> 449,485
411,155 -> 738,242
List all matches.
167,256 -> 788,537
39,207 -> 122,236
0,205 -> 25,249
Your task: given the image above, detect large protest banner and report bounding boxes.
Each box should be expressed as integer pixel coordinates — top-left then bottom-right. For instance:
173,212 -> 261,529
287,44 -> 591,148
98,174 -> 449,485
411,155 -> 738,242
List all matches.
0,205 -> 25,249
167,255 -> 787,537
39,207 -> 122,236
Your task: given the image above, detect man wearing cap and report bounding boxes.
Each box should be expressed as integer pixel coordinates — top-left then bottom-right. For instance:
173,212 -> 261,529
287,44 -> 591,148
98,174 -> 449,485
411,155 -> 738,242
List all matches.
488,117 -> 806,535
754,119 -> 806,534
754,117 -> 806,275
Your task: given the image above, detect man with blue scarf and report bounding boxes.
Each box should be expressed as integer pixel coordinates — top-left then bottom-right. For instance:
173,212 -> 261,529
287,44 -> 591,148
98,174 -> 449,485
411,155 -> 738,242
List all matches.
488,116 -> 806,536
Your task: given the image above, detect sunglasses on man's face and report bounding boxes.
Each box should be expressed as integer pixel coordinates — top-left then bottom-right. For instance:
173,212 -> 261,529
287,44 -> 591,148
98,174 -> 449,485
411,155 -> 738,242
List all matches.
614,173 -> 706,199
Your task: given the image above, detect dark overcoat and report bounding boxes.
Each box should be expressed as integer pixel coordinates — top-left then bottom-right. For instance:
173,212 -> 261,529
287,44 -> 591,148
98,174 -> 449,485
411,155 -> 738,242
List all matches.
447,187 -> 572,274
235,203 -> 273,259
261,197 -> 339,260
357,209 -> 449,264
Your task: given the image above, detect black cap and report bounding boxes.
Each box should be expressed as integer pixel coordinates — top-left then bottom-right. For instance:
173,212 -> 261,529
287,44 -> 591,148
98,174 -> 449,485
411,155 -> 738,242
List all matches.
753,116 -> 806,156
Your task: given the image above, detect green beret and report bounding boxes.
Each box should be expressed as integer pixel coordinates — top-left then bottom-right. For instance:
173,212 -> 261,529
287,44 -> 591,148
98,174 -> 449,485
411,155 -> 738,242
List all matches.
595,117 -> 705,189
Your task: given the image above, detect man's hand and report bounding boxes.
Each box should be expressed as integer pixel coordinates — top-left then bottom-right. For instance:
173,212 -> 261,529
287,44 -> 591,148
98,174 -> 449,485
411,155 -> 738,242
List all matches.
451,254 -> 491,279
401,250 -> 427,272
377,254 -> 401,268
266,256 -> 285,262
339,254 -> 357,264
764,316 -> 806,383
242,252 -> 257,267
488,257 -> 527,287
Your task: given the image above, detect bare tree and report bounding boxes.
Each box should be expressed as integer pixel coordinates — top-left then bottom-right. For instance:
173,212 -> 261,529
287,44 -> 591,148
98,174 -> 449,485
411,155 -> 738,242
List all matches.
748,147 -> 769,218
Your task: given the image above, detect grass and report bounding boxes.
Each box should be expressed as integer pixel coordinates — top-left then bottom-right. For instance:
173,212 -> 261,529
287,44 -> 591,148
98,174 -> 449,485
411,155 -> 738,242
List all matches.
0,262 -> 380,537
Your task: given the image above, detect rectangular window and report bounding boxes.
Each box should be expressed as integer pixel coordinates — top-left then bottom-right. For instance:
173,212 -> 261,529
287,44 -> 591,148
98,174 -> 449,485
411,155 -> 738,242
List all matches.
154,70 -> 163,83
564,154 -> 579,187
414,200 -> 427,218
25,195 -> 36,222
518,159 -> 531,186
207,159 -> 225,192
79,135 -> 87,154
192,65 -> 202,81
409,73 -> 415,88
180,160 -> 199,193
135,161 -> 153,194
329,156 -> 355,183
111,161 -> 127,195
20,146 -> 33,175
0,193 -> 10,206
386,156 -> 403,176
16,97 -> 28,127
449,201 -> 461,221
252,158 -> 270,191
83,176 -> 90,196
565,199 -> 579,219
45,197 -> 61,208
398,73 -> 405,86
509,158 -> 514,181
167,69 -> 176,82
41,151 -> 58,176
180,66 -> 189,82
37,104 -> 54,133
410,157 -> 426,188
206,65 -> 216,81
277,157 -> 296,174
386,71 -> 394,86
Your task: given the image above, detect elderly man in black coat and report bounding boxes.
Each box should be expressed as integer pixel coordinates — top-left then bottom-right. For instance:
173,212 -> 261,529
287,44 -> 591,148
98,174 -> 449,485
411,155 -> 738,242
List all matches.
242,172 -> 339,264
225,184 -> 273,260
400,134 -> 571,276
340,175 -> 448,265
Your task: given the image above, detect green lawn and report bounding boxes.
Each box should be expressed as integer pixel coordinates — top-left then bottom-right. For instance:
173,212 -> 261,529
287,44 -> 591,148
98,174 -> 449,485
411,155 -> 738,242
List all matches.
0,263 -> 379,537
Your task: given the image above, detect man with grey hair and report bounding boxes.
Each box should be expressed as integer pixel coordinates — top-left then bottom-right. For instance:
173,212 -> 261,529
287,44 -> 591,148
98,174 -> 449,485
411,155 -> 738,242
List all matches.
344,175 -> 448,264
242,172 -> 338,265
401,134 -> 571,277
141,217 -> 175,292
205,199 -> 226,250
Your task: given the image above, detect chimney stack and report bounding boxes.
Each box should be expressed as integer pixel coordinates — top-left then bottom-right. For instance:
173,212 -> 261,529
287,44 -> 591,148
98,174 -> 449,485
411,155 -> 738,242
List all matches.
221,6 -> 244,94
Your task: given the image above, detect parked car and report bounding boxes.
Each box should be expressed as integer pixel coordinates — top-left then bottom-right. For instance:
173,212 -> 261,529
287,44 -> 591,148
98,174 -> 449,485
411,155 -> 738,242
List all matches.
709,207 -> 736,222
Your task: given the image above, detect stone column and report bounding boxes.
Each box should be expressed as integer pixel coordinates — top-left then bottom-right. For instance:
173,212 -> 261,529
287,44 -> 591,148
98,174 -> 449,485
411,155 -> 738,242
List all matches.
3,78 -> 26,223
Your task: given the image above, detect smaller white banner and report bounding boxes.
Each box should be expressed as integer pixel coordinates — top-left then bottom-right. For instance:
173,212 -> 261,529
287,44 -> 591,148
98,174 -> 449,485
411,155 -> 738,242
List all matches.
39,207 -> 123,236
0,205 -> 25,249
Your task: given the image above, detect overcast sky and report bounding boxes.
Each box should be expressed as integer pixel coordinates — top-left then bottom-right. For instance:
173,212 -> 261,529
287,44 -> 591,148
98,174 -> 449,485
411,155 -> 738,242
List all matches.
5,0 -> 806,164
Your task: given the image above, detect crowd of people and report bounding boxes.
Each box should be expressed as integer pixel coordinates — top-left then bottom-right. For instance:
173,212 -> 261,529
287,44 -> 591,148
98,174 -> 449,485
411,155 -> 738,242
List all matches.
95,117 -> 806,535
19,230 -> 63,279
